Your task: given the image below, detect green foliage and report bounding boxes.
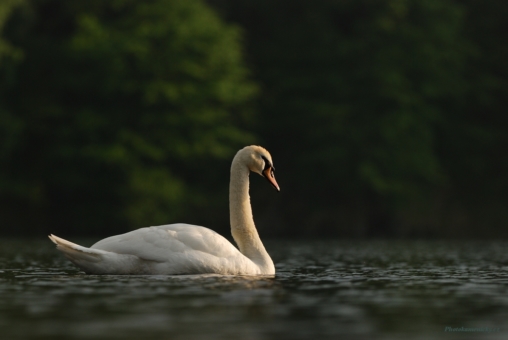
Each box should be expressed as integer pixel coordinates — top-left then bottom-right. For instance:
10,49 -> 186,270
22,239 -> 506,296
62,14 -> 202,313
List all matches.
2,0 -> 508,238
0,0 -> 256,235
0,0 -> 24,62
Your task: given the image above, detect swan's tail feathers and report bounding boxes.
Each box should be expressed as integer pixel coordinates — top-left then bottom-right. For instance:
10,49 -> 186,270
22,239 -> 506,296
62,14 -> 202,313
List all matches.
48,234 -> 103,264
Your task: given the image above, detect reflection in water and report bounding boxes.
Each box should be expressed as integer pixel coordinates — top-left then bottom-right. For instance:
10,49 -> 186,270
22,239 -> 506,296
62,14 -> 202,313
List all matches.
1,240 -> 508,339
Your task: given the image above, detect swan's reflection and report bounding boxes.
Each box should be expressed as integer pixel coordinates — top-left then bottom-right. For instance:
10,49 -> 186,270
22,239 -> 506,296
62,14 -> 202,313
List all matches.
98,272 -> 280,291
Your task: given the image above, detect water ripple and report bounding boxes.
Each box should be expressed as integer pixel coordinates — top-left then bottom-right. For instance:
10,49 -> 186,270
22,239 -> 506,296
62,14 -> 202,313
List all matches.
1,240 -> 508,339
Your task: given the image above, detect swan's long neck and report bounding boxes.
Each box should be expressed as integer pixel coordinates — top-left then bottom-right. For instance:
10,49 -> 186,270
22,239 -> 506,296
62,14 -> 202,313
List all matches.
230,156 -> 274,274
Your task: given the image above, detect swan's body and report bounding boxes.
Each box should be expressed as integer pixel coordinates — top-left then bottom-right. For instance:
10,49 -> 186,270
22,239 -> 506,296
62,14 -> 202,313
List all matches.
49,145 -> 279,275
49,223 -> 269,275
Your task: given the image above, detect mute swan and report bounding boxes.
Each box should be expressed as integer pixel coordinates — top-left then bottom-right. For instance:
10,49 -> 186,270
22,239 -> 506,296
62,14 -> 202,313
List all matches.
49,145 -> 279,275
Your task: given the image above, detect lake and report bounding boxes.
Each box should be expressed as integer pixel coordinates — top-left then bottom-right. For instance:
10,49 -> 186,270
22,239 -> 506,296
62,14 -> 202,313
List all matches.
1,239 -> 507,339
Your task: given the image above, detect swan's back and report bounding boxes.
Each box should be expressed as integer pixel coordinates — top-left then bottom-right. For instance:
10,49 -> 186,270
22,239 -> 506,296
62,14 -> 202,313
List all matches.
84,224 -> 262,275
92,224 -> 237,259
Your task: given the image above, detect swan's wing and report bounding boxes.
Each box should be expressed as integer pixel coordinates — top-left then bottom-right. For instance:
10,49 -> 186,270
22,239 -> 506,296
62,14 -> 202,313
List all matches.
90,223 -> 253,274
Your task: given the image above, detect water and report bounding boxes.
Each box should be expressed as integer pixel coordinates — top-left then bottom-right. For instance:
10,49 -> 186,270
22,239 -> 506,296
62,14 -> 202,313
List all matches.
1,239 -> 508,339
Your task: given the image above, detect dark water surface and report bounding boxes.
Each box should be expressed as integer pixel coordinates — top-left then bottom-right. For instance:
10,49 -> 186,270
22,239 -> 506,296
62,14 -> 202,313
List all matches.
1,239 -> 508,339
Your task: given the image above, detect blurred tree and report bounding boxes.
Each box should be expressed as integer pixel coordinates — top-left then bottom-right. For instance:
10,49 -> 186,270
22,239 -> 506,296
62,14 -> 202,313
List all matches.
3,0 -> 508,238
432,0 -> 508,237
0,0 -> 26,219
0,0 -> 256,236
0,0 -> 24,61
210,0 -> 501,238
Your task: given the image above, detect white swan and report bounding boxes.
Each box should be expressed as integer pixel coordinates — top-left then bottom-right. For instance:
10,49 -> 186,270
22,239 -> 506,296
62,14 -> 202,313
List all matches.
49,145 -> 279,275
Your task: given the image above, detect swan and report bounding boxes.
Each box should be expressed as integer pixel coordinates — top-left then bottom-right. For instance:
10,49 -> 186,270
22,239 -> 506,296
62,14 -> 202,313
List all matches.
49,145 -> 279,275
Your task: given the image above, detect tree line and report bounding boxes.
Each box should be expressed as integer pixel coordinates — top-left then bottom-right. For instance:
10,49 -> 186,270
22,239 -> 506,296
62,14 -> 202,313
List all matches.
1,0 -> 507,238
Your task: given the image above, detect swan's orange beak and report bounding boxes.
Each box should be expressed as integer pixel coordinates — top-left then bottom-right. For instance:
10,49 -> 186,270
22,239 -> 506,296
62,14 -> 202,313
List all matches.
263,167 -> 280,192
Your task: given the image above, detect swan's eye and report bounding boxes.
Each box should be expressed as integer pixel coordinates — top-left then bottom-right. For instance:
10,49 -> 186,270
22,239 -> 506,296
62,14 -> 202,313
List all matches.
262,168 -> 274,179
260,155 -> 271,171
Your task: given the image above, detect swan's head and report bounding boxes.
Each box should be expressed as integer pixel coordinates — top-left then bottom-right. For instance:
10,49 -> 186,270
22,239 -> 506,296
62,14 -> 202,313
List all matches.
238,145 -> 280,192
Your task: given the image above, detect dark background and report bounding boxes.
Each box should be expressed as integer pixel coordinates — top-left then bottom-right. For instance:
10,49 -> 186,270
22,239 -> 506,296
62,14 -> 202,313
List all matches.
1,0 -> 507,239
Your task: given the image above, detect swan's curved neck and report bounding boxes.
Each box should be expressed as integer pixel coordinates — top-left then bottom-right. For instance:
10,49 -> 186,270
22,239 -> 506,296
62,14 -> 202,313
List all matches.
229,157 -> 274,274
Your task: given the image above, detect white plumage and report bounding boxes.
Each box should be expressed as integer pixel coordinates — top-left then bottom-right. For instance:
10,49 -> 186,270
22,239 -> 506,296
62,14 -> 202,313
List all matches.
49,145 -> 279,275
